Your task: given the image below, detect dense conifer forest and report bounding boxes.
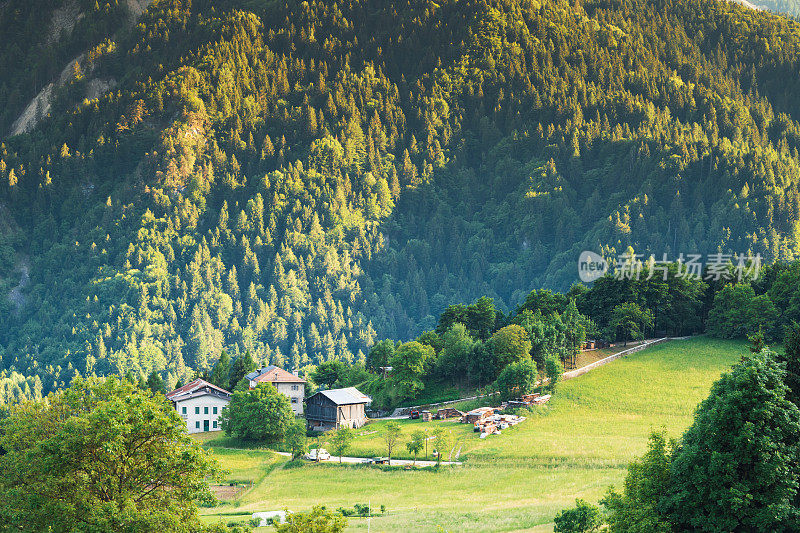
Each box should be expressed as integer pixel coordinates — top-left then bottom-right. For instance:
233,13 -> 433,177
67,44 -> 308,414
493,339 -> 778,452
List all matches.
4,0 -> 800,399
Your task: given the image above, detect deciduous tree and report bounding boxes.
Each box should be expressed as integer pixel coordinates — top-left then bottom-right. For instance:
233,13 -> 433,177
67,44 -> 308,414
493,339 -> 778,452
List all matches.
383,421 -> 402,465
220,383 -> 294,442
0,377 -> 221,532
329,425 -> 354,463
664,350 -> 800,531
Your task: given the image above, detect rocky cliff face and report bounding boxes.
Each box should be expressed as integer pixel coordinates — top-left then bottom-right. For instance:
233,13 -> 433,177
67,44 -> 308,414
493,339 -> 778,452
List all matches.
7,0 -> 151,137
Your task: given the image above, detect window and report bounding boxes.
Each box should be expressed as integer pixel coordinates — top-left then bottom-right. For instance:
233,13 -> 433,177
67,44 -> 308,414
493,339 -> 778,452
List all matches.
204,406 -> 209,414
195,406 -> 200,414
291,384 -> 299,391
213,421 -> 218,429
182,406 -> 186,415
195,421 -> 200,429
291,397 -> 298,404
213,406 -> 218,415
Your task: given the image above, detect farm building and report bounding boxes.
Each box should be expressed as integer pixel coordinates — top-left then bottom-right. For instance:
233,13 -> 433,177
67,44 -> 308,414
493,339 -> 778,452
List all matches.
461,407 -> 495,424
167,379 -> 231,434
305,387 -> 371,431
245,365 -> 306,415
435,408 -> 464,420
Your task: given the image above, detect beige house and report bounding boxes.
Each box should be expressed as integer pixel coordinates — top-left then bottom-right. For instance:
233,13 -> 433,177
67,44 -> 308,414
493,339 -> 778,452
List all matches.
245,366 -> 306,415
167,379 -> 231,434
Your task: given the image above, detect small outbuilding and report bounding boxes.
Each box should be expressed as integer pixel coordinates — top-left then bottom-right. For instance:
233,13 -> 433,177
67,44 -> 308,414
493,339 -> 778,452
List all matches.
305,387 -> 371,431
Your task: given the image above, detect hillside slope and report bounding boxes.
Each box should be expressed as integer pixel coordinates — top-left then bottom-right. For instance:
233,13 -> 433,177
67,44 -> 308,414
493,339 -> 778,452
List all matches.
198,337 -> 742,531
1,0 -> 800,390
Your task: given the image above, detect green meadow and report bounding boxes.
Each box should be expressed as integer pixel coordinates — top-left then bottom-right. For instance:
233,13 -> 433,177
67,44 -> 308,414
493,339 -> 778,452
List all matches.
199,337 -> 743,532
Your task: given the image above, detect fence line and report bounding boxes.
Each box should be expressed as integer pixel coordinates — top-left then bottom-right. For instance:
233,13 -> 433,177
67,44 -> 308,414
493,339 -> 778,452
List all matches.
384,336 -> 689,417
561,338 -> 671,380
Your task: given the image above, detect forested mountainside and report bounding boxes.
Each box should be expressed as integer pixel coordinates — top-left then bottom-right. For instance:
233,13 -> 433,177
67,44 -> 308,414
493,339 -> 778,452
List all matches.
4,0 -> 800,392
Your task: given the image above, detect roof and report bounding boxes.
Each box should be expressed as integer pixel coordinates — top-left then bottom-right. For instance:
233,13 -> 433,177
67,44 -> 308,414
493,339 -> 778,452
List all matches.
166,378 -> 231,402
245,365 -> 306,384
313,387 -> 371,405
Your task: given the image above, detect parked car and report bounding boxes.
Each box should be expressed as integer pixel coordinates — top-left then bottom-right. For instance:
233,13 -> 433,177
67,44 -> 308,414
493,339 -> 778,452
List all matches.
304,448 -> 331,461
371,456 -> 390,464
409,410 -> 420,419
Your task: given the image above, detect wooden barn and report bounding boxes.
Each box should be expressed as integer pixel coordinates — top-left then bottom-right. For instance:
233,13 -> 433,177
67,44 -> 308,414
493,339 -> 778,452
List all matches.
305,387 -> 371,431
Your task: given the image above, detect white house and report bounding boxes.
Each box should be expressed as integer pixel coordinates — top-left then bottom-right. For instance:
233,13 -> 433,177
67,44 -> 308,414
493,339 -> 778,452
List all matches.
245,365 -> 306,415
252,511 -> 289,526
167,379 -> 231,434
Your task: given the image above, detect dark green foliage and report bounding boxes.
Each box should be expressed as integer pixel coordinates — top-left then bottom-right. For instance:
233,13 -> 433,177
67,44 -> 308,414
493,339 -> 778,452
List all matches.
336,503 -> 374,517
516,290 -> 568,318
607,303 -> 654,346
436,297 -> 498,341
781,322 -> 800,407
577,268 -> 706,338
228,350 -> 257,391
219,383 -> 294,442
146,370 -> 165,395
748,327 -> 768,353
3,0 -> 800,400
210,350 -> 232,390
602,431 -> 675,533
708,284 -> 779,339
366,340 -> 396,372
433,323 -> 476,383
495,358 -> 537,402
553,499 -> 603,533
311,360 -> 347,388
664,350 -> 800,531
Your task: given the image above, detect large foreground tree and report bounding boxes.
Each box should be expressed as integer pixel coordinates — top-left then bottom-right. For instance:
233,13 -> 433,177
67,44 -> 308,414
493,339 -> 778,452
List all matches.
665,350 -> 800,531
0,377 -> 221,532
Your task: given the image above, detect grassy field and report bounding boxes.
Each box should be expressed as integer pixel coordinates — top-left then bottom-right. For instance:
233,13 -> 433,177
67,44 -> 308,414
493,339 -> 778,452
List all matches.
198,337 -> 743,532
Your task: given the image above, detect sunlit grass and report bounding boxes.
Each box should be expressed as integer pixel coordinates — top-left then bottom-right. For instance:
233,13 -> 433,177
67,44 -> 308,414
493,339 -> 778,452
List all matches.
200,336 -> 744,532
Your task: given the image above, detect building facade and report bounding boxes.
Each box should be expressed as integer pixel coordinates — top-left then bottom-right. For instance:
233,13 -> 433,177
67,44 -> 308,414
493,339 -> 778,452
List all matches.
245,365 -> 306,415
305,387 -> 371,431
167,379 -> 231,434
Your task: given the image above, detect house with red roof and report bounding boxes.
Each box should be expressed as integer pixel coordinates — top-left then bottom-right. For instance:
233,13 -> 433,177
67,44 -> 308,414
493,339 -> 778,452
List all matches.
245,366 -> 306,415
167,378 -> 231,434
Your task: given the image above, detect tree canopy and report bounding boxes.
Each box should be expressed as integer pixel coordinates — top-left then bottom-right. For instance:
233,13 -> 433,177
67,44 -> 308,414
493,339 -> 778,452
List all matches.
219,382 -> 294,442
0,376 -> 221,532
3,0 -> 800,399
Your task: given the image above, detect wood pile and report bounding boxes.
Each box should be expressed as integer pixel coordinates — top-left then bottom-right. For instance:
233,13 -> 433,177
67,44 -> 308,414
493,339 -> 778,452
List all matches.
435,407 -> 464,420
473,413 -> 526,438
502,392 -> 551,409
461,407 -> 495,424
